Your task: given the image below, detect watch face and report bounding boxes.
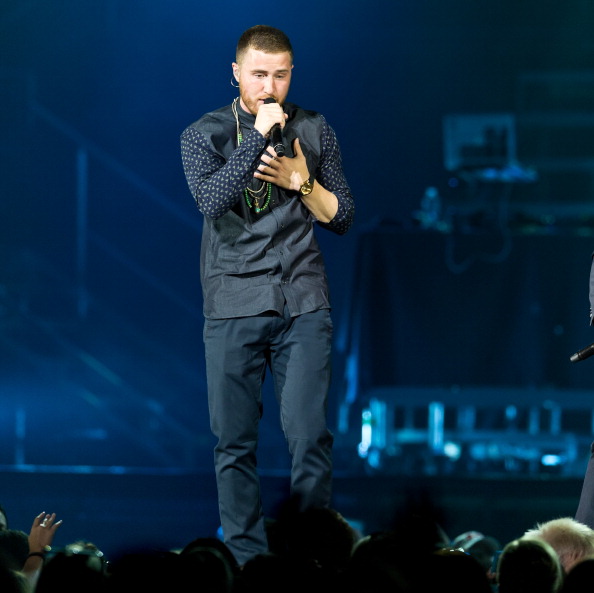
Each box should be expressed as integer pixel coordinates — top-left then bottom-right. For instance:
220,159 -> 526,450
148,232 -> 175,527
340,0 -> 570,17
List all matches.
300,180 -> 313,195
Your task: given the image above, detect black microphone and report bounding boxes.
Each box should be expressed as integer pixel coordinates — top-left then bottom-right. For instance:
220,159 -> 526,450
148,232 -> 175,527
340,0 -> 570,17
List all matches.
263,97 -> 285,157
570,342 -> 594,363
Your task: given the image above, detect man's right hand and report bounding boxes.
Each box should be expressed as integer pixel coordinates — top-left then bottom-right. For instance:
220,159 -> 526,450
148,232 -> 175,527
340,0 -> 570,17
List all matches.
254,100 -> 286,137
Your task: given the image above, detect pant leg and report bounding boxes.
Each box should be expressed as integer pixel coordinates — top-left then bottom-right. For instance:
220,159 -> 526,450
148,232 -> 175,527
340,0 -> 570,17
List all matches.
204,316 -> 270,565
576,441 -> 594,528
269,308 -> 334,510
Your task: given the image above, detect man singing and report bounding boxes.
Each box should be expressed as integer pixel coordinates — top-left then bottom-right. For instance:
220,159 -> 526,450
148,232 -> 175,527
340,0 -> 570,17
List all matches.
180,24 -> 355,565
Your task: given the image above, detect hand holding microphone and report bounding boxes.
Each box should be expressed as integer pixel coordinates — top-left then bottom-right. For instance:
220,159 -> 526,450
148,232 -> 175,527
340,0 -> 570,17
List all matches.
262,98 -> 285,157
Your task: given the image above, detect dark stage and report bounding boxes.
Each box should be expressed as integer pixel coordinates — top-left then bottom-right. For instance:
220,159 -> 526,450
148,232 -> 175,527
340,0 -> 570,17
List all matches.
3,0 -> 594,566
0,468 -> 586,560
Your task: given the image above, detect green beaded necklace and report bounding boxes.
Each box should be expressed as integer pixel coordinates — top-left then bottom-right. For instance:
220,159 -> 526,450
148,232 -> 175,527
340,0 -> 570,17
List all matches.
232,98 -> 272,213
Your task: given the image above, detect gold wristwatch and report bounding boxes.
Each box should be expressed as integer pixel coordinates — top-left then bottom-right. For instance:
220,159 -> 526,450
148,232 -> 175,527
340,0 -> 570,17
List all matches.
299,175 -> 314,196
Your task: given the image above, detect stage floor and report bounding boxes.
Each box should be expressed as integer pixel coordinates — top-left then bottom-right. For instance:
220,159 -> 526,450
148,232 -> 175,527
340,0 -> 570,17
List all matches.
0,467 -> 585,559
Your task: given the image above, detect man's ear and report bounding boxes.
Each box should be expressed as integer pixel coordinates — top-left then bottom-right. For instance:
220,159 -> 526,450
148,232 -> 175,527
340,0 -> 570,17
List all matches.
231,62 -> 240,83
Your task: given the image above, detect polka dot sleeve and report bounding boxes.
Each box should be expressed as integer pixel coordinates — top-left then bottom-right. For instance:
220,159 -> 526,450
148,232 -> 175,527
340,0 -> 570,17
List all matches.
317,116 -> 355,235
180,125 -> 267,220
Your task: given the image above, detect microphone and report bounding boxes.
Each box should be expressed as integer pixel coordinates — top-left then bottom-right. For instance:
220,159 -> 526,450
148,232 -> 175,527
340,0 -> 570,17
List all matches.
263,98 -> 285,157
570,342 -> 594,363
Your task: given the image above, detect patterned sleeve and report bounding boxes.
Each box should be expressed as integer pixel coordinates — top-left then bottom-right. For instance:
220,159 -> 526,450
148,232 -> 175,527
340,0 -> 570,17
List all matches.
316,116 -> 355,235
180,125 -> 267,219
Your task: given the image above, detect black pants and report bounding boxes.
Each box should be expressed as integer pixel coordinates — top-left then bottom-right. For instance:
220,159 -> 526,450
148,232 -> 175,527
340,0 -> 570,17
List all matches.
204,307 -> 334,565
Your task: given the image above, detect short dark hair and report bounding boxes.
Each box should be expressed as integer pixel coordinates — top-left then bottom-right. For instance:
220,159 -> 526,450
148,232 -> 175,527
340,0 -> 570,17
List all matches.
0,529 -> 29,570
497,538 -> 562,593
236,25 -> 293,65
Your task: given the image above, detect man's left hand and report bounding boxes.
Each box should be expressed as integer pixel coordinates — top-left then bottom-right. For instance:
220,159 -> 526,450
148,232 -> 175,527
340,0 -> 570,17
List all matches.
255,138 -> 309,192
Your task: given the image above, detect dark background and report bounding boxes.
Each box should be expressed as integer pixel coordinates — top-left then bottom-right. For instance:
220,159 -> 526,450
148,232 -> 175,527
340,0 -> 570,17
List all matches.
2,0 -> 594,558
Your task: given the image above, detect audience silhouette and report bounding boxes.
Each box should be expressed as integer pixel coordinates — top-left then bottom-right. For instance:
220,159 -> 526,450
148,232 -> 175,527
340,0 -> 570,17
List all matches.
523,517 -> 594,573
4,498 -> 594,592
496,537 -> 563,593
